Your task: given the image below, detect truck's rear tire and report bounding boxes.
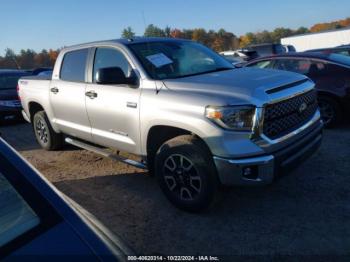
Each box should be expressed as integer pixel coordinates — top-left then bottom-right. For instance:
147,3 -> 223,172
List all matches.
155,135 -> 218,212
33,111 -> 63,150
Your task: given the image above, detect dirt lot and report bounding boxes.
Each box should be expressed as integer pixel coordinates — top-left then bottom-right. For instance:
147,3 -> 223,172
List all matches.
1,121 -> 350,257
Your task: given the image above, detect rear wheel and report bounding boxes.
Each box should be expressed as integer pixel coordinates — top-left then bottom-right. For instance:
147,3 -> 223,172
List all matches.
318,96 -> 342,128
33,111 -> 63,150
155,135 -> 218,212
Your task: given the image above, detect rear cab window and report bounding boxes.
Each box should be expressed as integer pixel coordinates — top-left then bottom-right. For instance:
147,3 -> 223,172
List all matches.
60,49 -> 89,82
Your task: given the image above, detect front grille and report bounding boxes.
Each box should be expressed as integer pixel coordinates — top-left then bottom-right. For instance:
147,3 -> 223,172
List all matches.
263,90 -> 318,140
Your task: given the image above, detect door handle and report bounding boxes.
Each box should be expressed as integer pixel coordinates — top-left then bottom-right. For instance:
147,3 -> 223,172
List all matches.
50,87 -> 59,94
85,91 -> 98,99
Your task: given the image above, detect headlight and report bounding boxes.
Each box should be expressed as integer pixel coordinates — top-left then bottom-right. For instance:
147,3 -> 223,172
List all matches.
205,105 -> 256,131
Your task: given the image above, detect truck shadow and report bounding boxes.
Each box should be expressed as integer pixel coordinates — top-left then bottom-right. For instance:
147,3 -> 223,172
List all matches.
0,121 -> 80,152
0,122 -> 40,151
53,147 -> 350,255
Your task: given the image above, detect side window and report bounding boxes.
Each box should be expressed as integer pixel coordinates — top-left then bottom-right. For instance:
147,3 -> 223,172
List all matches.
0,172 -> 40,247
308,61 -> 326,76
0,75 -> 23,90
60,49 -> 88,82
93,48 -> 132,82
335,50 -> 350,56
248,60 -> 274,69
274,59 -> 311,74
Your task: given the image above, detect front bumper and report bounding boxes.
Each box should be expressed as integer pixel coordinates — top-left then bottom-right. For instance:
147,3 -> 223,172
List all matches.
214,120 -> 323,186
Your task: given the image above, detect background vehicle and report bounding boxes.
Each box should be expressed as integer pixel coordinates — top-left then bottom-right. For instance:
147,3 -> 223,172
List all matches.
306,46 -> 350,57
18,38 -> 323,212
0,137 -> 133,260
219,54 -> 242,65
244,52 -> 350,127
0,70 -> 32,122
246,43 -> 291,56
37,70 -> 53,77
281,27 -> 350,51
220,49 -> 258,61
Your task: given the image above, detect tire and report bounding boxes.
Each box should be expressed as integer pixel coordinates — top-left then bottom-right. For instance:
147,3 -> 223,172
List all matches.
318,96 -> 342,128
155,135 -> 219,212
33,111 -> 63,150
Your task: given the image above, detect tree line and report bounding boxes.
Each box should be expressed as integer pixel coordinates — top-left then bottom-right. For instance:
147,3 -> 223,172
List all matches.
0,48 -> 59,70
122,16 -> 350,51
1,17 -> 349,69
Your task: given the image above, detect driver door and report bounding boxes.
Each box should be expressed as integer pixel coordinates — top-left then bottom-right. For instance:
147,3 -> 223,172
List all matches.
85,47 -> 141,154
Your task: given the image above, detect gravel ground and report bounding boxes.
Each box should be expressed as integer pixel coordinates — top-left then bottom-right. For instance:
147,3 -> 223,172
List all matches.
1,121 -> 350,258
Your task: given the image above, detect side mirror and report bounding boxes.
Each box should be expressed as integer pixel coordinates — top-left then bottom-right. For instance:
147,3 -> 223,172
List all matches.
96,67 -> 138,85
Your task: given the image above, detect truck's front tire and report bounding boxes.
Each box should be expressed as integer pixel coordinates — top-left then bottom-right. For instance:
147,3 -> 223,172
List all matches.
155,135 -> 218,212
33,111 -> 63,150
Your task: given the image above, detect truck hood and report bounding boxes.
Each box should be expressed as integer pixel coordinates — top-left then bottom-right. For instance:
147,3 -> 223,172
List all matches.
163,67 -> 309,106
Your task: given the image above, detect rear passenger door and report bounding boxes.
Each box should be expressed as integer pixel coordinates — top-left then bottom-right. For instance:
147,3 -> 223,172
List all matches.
85,47 -> 141,154
50,49 -> 92,141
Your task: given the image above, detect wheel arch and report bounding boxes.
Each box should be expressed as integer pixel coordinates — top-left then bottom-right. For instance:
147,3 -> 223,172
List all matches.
145,125 -> 212,172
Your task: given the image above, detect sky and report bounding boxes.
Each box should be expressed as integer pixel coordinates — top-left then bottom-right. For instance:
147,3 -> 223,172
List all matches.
1,0 -> 350,55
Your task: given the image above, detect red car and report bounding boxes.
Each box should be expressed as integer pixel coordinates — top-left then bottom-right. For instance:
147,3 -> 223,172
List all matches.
244,52 -> 350,127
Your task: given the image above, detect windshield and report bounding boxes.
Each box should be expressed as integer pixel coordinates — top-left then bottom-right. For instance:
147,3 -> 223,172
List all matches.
128,41 -> 234,80
0,172 -> 40,247
0,74 -> 26,90
329,53 -> 350,66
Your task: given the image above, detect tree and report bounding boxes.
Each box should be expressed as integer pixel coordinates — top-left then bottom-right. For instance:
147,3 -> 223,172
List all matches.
170,28 -> 183,38
48,49 -> 59,65
121,27 -> 135,39
0,48 -> 19,69
34,49 -> 51,67
144,24 -> 166,37
192,28 -> 208,45
181,29 -> 194,39
239,33 -> 256,48
294,27 -> 309,35
164,26 -> 171,37
255,30 -> 273,44
271,27 -> 293,43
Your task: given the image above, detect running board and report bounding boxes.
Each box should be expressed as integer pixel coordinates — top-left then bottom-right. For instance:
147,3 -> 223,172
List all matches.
65,137 -> 147,170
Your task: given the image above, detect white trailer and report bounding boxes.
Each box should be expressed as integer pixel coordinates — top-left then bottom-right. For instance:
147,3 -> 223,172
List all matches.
281,27 -> 350,51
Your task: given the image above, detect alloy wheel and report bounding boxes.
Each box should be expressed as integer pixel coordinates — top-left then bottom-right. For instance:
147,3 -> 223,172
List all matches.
319,100 -> 335,126
162,154 -> 202,201
36,118 -> 49,144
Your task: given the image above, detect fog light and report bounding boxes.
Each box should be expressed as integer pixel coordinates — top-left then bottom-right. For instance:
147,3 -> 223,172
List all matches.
242,166 -> 258,180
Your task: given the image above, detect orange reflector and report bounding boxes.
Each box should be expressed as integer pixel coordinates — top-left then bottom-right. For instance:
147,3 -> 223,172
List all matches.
207,111 -> 223,119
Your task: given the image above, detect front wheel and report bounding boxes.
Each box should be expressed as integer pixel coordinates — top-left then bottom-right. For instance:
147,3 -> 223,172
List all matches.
33,111 -> 63,150
155,135 -> 219,212
318,96 -> 342,128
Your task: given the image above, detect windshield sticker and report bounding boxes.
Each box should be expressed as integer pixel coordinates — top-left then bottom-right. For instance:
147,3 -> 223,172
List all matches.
146,53 -> 173,68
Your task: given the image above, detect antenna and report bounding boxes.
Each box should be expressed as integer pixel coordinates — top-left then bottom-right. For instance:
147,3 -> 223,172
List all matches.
11,56 -> 20,70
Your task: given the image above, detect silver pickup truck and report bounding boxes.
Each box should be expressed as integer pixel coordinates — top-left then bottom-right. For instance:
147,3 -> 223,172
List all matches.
18,38 -> 323,211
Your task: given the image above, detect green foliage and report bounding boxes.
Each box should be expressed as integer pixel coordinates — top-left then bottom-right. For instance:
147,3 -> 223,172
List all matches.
121,26 -> 135,39
144,24 -> 166,37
